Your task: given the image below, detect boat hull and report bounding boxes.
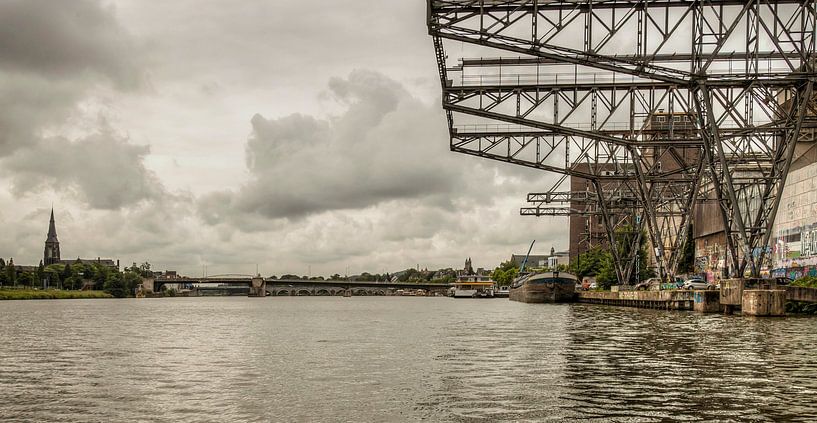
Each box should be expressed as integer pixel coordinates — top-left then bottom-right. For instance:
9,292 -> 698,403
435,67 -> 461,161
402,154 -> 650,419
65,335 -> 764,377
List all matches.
452,289 -> 493,298
509,274 -> 576,303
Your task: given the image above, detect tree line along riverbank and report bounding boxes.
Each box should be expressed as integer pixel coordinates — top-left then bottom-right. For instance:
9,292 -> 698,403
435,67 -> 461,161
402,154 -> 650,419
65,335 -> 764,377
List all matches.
0,259 -> 153,299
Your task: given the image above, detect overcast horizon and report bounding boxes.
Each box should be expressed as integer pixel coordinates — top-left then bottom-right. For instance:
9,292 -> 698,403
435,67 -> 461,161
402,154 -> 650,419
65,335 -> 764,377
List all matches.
0,0 -> 567,277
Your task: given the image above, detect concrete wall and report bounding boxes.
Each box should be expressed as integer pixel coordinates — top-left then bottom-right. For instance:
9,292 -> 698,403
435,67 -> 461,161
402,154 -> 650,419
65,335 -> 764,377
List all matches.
742,290 -> 786,316
786,285 -> 817,303
720,279 -> 745,306
770,161 -> 817,274
580,290 -> 695,302
694,231 -> 728,282
691,148 -> 817,279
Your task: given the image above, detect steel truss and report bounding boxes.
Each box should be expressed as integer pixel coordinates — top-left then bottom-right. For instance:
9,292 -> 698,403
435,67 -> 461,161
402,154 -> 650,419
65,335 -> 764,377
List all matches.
428,0 -> 817,281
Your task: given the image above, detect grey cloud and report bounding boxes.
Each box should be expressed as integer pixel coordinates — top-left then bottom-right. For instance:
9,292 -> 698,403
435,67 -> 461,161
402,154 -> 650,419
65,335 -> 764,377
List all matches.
0,0 -> 144,155
0,74 -> 83,154
200,70 -> 463,222
0,0 -> 162,210
0,0 -> 143,89
0,1 -> 570,276
3,130 -> 163,209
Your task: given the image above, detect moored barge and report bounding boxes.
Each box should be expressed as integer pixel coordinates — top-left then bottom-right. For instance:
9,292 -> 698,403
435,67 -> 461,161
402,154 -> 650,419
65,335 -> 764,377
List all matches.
509,271 -> 577,303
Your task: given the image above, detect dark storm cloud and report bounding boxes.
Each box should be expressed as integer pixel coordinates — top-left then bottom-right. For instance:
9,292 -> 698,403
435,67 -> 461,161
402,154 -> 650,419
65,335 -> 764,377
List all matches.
0,0 -> 162,209
4,130 -> 162,210
199,70 -> 465,222
0,0 -> 143,88
0,73 -> 81,154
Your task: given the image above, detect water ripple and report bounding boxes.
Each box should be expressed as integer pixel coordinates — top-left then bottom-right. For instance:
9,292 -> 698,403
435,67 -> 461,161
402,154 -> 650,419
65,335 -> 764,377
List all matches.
1,298 -> 817,421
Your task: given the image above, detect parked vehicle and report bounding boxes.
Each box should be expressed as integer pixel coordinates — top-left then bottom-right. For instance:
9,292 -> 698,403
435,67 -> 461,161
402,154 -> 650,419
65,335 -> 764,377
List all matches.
683,277 -> 708,290
774,277 -> 794,286
635,277 -> 661,291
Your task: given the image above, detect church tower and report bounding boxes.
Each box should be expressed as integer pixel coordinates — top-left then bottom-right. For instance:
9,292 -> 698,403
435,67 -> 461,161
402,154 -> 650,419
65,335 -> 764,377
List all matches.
44,208 -> 60,266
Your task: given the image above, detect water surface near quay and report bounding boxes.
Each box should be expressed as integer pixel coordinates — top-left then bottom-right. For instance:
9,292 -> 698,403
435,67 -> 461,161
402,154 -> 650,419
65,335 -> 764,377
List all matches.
1,297 -> 816,422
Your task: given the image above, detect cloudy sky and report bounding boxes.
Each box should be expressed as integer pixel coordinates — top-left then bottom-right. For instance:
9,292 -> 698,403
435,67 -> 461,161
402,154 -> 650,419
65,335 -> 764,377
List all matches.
0,0 -> 566,277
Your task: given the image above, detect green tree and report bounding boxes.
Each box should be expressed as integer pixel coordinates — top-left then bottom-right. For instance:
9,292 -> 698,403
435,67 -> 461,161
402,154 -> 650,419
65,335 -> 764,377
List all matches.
62,263 -> 73,283
122,271 -> 142,295
37,261 -> 45,289
139,262 -> 152,277
0,258 -> 7,287
595,253 -> 618,289
491,259 -> 525,286
569,247 -> 609,279
6,258 -> 16,286
127,262 -> 153,278
64,276 -> 82,290
89,264 -> 110,290
104,272 -> 127,298
44,268 -> 60,289
571,226 -> 656,287
491,267 -> 519,286
17,272 -> 35,287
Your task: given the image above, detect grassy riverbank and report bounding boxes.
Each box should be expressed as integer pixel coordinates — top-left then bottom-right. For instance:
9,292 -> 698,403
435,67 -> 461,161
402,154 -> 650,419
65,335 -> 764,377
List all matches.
0,289 -> 112,300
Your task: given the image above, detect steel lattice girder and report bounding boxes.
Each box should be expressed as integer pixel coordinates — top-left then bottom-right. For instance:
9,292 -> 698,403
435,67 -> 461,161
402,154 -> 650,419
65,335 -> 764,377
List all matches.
428,0 -> 817,280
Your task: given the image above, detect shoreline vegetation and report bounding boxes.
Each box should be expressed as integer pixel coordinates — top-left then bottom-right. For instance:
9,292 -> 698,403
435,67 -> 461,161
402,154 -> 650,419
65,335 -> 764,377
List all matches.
0,289 -> 112,300
1,260 -> 152,299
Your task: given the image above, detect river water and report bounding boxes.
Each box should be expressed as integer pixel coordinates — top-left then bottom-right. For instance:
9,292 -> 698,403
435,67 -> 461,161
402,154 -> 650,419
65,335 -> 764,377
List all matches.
1,297 -> 816,422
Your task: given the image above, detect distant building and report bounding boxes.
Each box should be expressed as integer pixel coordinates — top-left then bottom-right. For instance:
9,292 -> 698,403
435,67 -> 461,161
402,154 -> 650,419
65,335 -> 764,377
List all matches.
548,247 -> 570,268
43,209 -> 60,266
510,254 -> 549,270
456,257 -> 489,277
157,270 -> 179,279
43,208 -> 119,270
463,257 -> 474,275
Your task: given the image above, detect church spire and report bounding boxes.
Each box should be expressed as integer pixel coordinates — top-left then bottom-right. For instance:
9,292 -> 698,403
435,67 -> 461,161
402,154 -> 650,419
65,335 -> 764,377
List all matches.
47,208 -> 58,242
44,207 -> 61,266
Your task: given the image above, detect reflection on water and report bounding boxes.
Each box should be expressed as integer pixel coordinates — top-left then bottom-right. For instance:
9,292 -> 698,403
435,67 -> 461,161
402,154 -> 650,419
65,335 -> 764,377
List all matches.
1,297 -> 816,421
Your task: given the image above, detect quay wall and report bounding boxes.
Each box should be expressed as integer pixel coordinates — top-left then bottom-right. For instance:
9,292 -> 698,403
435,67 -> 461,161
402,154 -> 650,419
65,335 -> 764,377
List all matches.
785,285 -> 817,303
577,290 -> 697,310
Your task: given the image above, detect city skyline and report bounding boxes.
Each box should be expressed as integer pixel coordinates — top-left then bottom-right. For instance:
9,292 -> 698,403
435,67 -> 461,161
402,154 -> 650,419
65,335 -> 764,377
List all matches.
0,1 -> 566,276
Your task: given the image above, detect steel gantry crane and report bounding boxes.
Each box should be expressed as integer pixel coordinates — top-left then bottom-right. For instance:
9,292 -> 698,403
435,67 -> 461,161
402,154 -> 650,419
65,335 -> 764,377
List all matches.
428,0 -> 817,282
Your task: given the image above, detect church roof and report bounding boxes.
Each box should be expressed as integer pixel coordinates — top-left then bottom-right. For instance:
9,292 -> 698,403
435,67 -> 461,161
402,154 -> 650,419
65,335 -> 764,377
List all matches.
46,208 -> 58,243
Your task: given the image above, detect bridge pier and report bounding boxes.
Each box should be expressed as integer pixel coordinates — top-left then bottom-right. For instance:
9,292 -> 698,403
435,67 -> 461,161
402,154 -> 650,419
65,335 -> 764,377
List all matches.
141,277 -> 155,293
248,277 -> 266,297
743,290 -> 786,317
